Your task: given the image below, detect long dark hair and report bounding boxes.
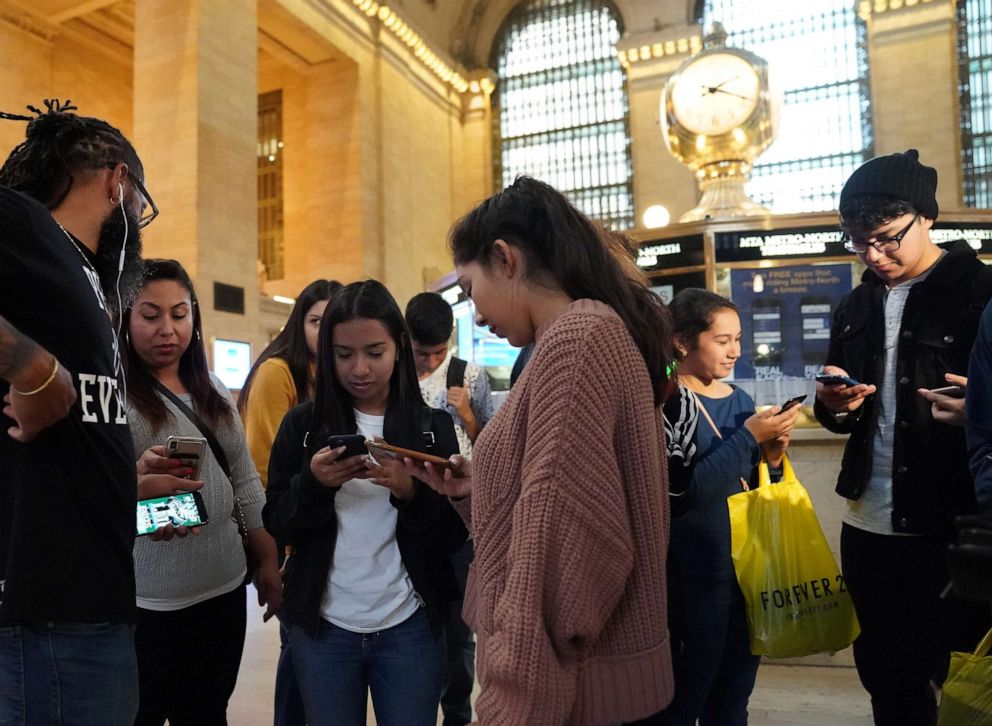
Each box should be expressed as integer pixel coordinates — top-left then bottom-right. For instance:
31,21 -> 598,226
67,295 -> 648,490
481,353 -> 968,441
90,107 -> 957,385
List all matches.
448,176 -> 675,404
238,279 -> 342,415
122,259 -> 234,431
0,99 -> 143,209
313,280 -> 424,434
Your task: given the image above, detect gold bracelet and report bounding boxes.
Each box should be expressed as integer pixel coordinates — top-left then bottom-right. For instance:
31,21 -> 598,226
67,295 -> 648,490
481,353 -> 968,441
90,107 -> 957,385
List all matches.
13,357 -> 60,396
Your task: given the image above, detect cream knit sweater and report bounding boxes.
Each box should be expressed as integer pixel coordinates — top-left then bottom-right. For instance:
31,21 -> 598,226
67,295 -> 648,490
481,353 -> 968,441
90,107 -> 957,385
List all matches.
458,299 -> 673,725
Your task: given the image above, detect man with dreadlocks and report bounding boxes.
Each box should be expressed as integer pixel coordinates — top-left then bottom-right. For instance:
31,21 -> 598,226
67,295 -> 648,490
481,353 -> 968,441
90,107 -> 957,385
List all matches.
0,100 -> 153,725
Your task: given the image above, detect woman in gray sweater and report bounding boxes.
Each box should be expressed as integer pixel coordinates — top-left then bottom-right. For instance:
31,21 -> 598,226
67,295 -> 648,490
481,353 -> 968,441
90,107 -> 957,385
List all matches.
123,259 -> 281,725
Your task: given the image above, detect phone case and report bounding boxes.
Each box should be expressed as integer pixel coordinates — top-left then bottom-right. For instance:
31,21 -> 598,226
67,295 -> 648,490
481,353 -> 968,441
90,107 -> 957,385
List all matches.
366,441 -> 451,468
166,436 -> 207,480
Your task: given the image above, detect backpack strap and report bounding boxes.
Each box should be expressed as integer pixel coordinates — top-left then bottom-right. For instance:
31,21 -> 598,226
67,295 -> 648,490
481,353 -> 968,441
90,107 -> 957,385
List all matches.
446,356 -> 468,389
418,405 -> 436,449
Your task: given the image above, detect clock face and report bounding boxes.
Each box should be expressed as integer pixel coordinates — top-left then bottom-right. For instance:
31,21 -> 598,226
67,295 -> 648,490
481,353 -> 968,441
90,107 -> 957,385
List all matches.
669,52 -> 761,136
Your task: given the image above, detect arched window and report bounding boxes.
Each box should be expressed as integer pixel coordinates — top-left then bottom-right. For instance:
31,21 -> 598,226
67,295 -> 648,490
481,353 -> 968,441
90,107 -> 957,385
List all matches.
959,0 -> 992,208
492,0 -> 633,229
700,1 -> 873,213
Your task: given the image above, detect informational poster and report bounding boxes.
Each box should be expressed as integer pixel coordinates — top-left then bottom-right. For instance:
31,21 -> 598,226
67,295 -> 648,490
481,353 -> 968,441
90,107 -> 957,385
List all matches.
731,264 -> 853,380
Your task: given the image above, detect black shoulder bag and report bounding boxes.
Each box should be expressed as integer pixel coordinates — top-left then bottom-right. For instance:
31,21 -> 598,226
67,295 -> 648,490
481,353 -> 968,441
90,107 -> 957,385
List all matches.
152,380 -> 257,582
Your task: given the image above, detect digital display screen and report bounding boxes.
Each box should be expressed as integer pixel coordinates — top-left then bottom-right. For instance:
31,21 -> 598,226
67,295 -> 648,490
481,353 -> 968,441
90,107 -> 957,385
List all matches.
212,339 -> 252,390
136,492 -> 206,536
451,300 -> 521,389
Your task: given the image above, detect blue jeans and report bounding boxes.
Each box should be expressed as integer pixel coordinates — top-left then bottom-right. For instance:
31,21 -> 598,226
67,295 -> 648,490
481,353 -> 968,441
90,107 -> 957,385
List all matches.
274,610 -> 306,726
291,608 -> 445,726
658,577 -> 760,726
0,621 -> 138,726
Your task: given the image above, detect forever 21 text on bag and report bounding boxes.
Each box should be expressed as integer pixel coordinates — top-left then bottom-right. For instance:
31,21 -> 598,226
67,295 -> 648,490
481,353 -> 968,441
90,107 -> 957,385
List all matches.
728,455 -> 860,658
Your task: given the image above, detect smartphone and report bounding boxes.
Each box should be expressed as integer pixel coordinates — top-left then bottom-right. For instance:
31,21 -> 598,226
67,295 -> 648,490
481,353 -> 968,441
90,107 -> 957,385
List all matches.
327,434 -> 368,459
166,436 -> 208,480
136,490 -> 209,536
781,394 -> 808,411
751,298 -> 783,365
815,374 -> 861,387
366,441 -> 453,469
929,385 -> 966,399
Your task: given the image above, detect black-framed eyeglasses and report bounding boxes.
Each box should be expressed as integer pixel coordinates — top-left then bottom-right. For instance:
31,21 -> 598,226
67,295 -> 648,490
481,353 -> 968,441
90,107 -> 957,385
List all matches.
841,214 -> 919,254
107,163 -> 159,228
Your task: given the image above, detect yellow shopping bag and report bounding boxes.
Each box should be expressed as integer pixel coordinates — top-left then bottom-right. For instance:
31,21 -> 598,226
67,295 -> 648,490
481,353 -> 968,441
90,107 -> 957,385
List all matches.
938,628 -> 992,725
728,455 -> 860,658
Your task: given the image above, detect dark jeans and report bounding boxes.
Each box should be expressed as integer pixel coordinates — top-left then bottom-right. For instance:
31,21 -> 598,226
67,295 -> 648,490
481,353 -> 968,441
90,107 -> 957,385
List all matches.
291,608 -> 445,726
274,610 -> 307,726
134,584 -> 247,726
442,540 -> 475,726
841,524 -> 989,726
0,620 -> 138,726
655,575 -> 760,726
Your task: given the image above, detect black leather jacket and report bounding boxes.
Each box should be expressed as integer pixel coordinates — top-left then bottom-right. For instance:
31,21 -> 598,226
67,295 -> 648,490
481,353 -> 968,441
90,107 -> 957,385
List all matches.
814,241 -> 992,537
263,400 -> 467,638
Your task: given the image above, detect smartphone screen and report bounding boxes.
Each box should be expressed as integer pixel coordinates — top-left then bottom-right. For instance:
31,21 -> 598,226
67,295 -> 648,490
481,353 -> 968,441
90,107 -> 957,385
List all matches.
136,492 -> 208,536
800,296 -> 832,364
752,299 -> 783,366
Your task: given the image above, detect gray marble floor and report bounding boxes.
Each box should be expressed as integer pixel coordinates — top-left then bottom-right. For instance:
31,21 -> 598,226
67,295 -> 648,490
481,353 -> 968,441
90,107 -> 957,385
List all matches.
227,594 -> 873,725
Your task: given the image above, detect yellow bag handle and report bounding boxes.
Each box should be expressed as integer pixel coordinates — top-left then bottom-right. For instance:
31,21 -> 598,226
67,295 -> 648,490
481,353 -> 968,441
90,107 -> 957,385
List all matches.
974,627 -> 992,657
757,453 -> 797,488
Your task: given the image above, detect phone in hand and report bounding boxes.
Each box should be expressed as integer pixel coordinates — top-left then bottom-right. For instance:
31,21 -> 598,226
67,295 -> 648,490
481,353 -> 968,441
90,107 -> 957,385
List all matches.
780,394 -> 808,411
929,385 -> 966,399
366,440 -> 453,469
166,436 -> 208,480
815,374 -> 861,388
136,490 -> 209,536
326,434 -> 368,459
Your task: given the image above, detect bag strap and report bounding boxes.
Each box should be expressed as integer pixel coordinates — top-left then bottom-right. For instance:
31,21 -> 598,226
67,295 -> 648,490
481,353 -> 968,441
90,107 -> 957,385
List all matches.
152,380 -> 234,482
690,392 -> 722,440
975,627 -> 992,657
446,356 -> 467,389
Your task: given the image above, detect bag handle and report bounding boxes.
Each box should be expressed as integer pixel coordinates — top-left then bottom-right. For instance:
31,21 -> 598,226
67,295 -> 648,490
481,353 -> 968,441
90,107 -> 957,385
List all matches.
974,627 -> 992,657
690,392 -> 722,440
758,453 -> 797,487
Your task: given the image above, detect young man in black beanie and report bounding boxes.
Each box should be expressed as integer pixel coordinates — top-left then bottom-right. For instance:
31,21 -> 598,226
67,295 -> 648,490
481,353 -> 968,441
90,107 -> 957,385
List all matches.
814,149 -> 992,726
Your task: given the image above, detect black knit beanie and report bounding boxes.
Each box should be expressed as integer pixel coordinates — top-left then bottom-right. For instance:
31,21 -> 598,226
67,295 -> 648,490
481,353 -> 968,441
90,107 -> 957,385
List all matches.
839,149 -> 939,220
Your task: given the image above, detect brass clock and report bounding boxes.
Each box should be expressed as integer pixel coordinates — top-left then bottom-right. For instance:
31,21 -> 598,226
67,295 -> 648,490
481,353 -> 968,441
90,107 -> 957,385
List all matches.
661,24 -> 780,222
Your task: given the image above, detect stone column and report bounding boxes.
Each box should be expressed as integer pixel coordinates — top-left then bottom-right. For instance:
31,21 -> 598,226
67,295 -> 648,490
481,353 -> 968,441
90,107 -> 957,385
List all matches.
866,0 -> 962,210
617,27 -> 702,226
133,0 -> 261,358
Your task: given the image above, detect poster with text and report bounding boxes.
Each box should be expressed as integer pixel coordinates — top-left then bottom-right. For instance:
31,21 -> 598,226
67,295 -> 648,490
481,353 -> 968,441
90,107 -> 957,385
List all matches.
731,264 -> 853,380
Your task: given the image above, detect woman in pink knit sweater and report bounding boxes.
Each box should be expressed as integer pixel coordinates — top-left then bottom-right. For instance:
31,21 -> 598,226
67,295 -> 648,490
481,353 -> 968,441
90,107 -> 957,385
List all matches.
409,177 -> 675,725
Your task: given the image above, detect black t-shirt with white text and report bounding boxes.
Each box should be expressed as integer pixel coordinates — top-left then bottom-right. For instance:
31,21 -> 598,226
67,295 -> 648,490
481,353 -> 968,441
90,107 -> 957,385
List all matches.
0,187 -> 136,623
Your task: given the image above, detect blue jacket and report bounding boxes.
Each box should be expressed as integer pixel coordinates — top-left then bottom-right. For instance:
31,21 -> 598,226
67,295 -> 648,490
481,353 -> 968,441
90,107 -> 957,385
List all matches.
967,300 -> 992,511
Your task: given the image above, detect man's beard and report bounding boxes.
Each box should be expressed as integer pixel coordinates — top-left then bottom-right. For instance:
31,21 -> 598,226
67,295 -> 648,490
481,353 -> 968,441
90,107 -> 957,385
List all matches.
93,206 -> 144,315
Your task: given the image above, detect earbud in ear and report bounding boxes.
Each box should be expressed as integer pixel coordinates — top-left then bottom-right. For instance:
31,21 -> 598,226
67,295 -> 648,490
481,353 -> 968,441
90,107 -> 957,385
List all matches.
117,183 -> 124,205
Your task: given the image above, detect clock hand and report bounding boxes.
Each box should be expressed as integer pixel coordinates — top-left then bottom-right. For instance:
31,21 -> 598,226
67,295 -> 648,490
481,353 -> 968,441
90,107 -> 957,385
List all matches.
711,88 -> 753,102
702,76 -> 742,95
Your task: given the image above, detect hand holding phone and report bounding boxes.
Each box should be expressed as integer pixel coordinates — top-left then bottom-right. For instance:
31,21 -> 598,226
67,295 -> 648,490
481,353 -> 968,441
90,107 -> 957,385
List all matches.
310,436 -> 369,488
928,385 -> 966,399
136,490 -> 209,537
815,374 -> 861,388
780,394 -> 808,412
918,374 -> 968,426
815,367 -> 877,415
